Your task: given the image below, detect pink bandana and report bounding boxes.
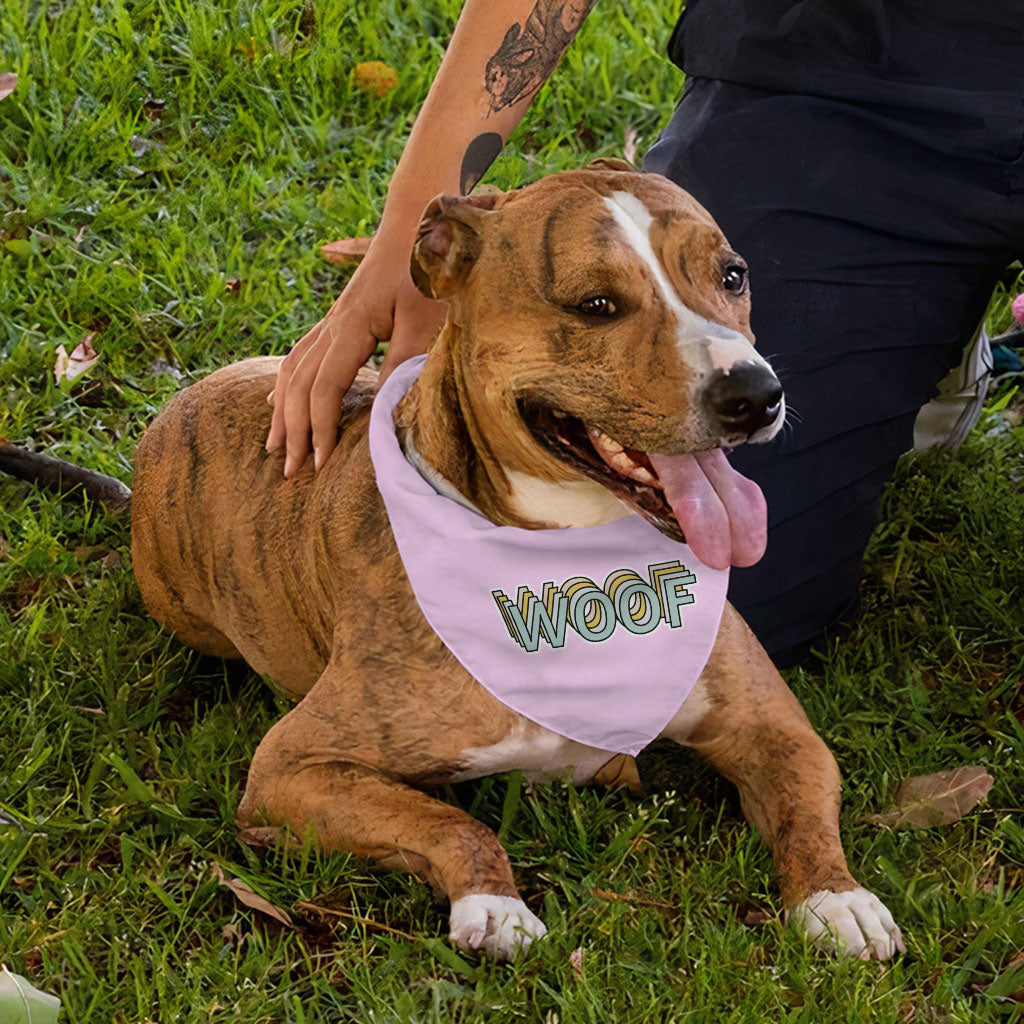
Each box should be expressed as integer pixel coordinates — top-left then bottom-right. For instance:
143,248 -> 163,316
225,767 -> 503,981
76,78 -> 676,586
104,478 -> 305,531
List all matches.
370,357 -> 729,756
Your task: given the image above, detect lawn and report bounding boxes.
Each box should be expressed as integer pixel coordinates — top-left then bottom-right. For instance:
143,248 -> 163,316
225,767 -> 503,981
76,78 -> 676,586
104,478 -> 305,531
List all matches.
0,1 -> 1022,1021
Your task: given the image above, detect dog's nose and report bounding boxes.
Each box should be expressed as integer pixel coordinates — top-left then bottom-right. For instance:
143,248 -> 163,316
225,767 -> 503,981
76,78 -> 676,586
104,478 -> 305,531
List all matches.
704,363 -> 784,438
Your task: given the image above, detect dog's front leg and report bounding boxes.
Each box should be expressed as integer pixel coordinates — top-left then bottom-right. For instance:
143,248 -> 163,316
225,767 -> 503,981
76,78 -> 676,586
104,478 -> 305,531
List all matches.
237,687 -> 545,960
664,605 -> 904,959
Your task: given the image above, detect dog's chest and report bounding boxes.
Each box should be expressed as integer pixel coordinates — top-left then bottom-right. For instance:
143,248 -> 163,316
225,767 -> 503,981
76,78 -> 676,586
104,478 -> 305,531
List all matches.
371,358 -> 731,758
451,717 -> 617,784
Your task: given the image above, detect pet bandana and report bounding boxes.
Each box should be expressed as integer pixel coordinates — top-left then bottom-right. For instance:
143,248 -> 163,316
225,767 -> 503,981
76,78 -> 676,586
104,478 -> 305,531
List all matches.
369,356 -> 729,756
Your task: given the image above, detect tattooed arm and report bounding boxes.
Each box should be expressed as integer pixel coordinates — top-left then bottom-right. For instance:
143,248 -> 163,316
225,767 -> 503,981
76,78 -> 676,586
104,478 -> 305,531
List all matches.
267,0 -> 596,477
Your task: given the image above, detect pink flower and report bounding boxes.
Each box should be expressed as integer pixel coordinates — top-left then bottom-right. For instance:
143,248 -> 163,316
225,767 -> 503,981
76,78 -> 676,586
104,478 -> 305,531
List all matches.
1012,293 -> 1024,328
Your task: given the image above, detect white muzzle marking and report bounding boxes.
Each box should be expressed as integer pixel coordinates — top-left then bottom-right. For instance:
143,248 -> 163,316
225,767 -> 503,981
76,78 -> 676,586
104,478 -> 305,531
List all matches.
603,191 -> 773,379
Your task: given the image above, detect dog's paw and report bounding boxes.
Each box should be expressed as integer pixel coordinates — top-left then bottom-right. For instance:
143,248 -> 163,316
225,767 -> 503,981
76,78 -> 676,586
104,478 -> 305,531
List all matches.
789,887 -> 905,960
449,894 -> 547,960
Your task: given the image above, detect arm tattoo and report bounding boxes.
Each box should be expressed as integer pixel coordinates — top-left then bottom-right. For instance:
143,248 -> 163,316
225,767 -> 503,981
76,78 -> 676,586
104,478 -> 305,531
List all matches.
461,132 -> 504,193
484,0 -> 596,114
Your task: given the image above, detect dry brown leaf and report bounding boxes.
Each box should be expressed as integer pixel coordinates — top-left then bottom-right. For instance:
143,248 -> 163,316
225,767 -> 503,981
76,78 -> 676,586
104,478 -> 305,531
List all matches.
236,36 -> 260,62
0,73 -> 16,102
101,550 -> 123,569
569,947 -> 584,978
140,97 -> 166,121
212,863 -> 294,928
236,824 -> 282,848
867,766 -> 994,829
74,544 -> 109,564
320,237 -> 373,265
741,906 -> 772,928
54,333 -> 100,385
352,61 -> 398,97
624,124 -> 638,167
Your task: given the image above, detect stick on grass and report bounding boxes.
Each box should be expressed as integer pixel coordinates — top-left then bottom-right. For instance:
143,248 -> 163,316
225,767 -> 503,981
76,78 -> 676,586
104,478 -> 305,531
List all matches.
0,441 -> 131,511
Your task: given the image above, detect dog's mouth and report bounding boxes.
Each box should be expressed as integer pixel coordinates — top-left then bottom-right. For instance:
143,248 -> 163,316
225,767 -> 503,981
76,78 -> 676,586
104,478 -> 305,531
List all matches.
519,401 -> 767,569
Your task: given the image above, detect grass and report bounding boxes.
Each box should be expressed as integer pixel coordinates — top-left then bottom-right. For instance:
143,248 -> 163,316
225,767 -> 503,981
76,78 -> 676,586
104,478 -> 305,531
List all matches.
0,0 -> 1022,1020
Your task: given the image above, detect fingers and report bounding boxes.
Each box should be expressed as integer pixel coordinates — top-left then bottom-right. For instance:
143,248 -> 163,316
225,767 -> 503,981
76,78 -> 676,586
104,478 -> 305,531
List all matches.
309,327 -> 379,471
279,326 -> 376,478
267,260 -> 443,477
267,291 -> 385,476
266,324 -> 320,455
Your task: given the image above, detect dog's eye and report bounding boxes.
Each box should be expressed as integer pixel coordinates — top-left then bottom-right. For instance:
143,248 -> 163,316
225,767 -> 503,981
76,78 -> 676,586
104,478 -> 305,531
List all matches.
575,295 -> 617,317
722,264 -> 748,295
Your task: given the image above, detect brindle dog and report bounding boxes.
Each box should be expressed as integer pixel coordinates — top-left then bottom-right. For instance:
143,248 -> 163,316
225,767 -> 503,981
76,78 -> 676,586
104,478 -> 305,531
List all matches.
128,165 -> 903,960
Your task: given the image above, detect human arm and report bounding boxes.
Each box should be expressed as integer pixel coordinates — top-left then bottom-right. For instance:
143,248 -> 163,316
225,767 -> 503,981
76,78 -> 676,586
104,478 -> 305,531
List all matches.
267,0 -> 597,477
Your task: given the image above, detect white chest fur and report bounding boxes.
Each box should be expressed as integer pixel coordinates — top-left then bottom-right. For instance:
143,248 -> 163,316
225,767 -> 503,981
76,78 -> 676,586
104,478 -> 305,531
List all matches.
454,716 -> 616,785
455,674 -> 713,784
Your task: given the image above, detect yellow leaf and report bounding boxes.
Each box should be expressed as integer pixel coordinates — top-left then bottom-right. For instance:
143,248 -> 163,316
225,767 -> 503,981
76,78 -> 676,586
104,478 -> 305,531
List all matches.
353,61 -> 398,97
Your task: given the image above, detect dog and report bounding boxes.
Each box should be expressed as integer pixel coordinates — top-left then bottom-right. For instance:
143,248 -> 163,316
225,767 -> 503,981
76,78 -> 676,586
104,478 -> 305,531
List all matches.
126,163 -> 903,960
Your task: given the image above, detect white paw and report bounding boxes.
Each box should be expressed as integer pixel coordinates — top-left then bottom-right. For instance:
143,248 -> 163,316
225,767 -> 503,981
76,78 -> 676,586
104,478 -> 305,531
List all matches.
789,887 -> 905,960
449,894 -> 547,960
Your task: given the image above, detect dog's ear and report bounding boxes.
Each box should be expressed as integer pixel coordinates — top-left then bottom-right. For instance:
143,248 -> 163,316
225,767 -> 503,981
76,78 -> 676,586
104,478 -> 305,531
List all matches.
411,193 -> 501,299
585,157 -> 635,173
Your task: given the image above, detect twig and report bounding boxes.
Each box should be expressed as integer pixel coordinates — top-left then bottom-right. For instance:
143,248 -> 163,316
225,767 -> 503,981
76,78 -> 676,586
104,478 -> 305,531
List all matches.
0,442 -> 131,511
588,888 -> 677,911
293,901 -> 421,942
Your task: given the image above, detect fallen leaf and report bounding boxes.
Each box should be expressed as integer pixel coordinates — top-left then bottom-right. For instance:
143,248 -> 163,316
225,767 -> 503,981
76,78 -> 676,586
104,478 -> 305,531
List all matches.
74,544 -> 108,564
740,905 -> 772,928
353,61 -> 398,97
101,550 -> 123,569
0,534 -> 8,560
0,73 -> 16,102
0,966 -> 61,1024
129,135 -> 162,156
570,947 -> 584,978
236,36 -> 260,62
624,124 -> 638,167
140,97 -> 166,121
987,953 -> 1024,1002
320,237 -> 373,265
213,863 -> 294,928
867,766 -> 994,829
151,357 -> 183,380
54,333 -> 100,386
3,238 -> 32,257
237,825 -> 282,848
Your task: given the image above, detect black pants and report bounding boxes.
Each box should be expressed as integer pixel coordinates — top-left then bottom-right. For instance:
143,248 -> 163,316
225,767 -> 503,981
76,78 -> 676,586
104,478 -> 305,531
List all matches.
645,78 -> 1024,662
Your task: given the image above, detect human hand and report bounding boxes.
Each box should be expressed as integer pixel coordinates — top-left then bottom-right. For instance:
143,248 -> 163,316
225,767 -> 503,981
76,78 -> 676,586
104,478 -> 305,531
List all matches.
266,245 -> 446,477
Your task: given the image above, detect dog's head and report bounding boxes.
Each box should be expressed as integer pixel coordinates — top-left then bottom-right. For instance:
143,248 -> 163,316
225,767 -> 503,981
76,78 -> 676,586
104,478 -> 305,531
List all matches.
409,164 -> 784,568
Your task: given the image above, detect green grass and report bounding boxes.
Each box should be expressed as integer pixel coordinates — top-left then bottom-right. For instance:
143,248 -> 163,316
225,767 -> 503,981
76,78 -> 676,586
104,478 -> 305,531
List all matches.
1,1 -> 1023,1021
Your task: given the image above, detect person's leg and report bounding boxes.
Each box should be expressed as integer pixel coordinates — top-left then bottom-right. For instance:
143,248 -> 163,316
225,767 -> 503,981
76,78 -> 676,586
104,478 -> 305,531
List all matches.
645,79 -> 1019,662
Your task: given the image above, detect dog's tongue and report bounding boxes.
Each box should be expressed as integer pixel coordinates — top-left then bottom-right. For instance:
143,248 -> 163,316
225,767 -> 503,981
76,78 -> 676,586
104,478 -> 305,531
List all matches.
648,450 -> 767,569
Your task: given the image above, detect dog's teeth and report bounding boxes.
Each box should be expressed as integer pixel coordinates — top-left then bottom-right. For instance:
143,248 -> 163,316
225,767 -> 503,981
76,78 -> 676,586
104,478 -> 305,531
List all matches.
587,427 -> 658,486
624,463 -> 658,486
588,428 -> 624,457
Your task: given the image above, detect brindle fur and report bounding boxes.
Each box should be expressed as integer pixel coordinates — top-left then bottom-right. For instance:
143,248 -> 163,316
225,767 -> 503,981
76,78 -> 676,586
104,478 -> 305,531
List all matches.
132,168 -> 862,932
